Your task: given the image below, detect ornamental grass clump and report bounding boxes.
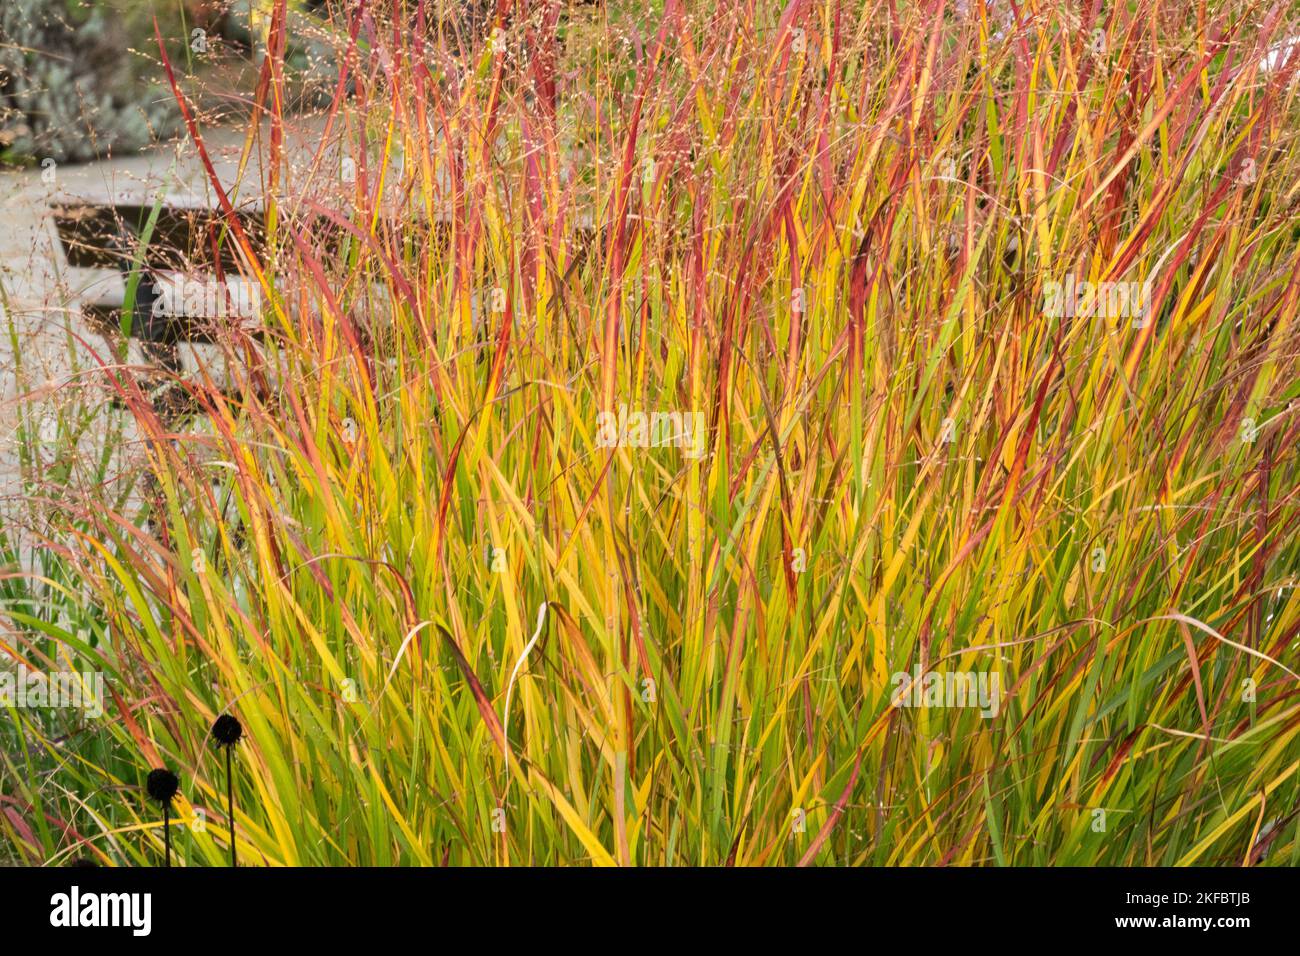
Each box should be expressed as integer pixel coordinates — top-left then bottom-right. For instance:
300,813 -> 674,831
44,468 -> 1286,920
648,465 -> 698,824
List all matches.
2,0 -> 1300,866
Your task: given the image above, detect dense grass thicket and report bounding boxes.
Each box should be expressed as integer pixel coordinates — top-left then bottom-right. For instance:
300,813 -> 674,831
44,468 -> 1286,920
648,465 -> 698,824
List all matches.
3,0 -> 1300,866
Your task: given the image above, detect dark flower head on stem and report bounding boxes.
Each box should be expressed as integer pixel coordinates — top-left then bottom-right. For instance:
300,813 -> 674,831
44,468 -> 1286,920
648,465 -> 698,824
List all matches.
146,768 -> 180,807
211,713 -> 244,748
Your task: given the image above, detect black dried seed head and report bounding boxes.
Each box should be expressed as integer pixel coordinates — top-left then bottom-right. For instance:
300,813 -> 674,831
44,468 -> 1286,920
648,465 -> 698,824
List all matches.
67,857 -> 99,868
146,768 -> 180,807
210,713 -> 244,747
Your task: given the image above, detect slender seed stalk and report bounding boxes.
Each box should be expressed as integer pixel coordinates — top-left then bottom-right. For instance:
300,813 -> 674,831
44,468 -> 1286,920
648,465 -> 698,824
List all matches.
226,744 -> 235,868
211,715 -> 244,867
146,769 -> 179,868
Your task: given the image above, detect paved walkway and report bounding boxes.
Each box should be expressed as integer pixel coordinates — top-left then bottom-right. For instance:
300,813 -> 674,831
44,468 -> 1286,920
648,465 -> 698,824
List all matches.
0,115 -> 331,509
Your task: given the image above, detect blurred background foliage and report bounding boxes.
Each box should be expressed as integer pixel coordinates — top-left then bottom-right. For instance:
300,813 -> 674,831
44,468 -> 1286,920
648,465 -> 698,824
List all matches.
0,0 -> 365,164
